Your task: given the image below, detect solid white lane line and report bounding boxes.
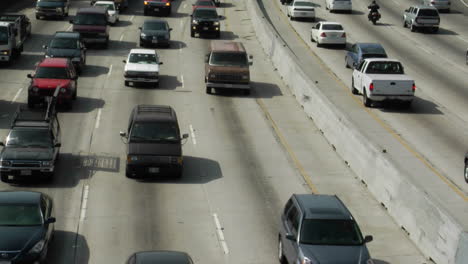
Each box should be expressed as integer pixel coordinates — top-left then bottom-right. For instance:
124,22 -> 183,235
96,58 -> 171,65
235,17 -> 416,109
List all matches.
460,0 -> 468,8
213,213 -> 229,254
120,33 -> 125,42
456,35 -> 468,43
95,109 -> 102,129
180,75 -> 184,88
66,25 -> 72,31
390,0 -> 400,6
79,185 -> 90,222
11,88 -> 23,103
189,124 -> 196,145
130,15 -> 135,21
183,3 -> 187,8
108,64 -> 113,77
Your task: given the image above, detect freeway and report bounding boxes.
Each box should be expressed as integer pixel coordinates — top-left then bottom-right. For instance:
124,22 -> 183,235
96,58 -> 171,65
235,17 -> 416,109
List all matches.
0,0 -> 427,263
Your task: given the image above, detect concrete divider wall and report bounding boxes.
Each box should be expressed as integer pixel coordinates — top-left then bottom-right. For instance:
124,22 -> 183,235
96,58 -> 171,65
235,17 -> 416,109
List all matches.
246,1 -> 467,264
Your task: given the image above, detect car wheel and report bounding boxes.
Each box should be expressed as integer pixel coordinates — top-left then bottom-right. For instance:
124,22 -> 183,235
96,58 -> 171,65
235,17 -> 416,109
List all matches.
155,82 -> 159,88
206,86 -> 211,94
410,22 -> 416,32
403,20 -> 406,28
351,77 -> 358,95
190,30 -> 195,38
278,237 -> 287,264
124,81 -> 129,87
27,97 -> 35,108
36,14 -> 40,20
125,168 -> 133,178
216,32 -> 221,38
316,41 -> 321,47
464,163 -> 468,183
432,27 -> 438,33
243,89 -> 250,96
363,89 -> 372,107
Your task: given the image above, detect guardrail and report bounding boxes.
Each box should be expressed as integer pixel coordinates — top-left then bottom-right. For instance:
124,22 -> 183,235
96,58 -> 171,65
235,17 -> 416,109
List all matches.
247,1 -> 468,264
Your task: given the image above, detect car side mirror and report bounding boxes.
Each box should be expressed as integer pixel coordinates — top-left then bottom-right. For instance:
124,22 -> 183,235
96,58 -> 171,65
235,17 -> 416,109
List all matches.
27,73 -> 33,78
182,133 -> 189,139
119,131 -> 127,137
69,20 -> 74,24
218,15 -> 222,19
364,235 -> 373,243
42,45 -> 47,49
169,28 -> 173,31
45,217 -> 56,224
159,62 -> 163,65
54,143 -> 61,147
285,234 -> 295,241
352,62 -> 357,68
249,61 -> 253,66
122,60 -> 126,63
0,142 -> 4,146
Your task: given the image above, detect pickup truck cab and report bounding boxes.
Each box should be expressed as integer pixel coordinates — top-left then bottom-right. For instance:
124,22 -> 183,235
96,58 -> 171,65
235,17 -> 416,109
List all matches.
70,7 -> 110,48
352,58 -> 415,108
403,5 -> 440,33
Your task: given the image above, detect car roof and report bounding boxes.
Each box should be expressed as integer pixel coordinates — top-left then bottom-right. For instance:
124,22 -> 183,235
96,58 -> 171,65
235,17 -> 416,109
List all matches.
413,4 -> 438,10
356,43 -> 386,53
364,58 -> 400,62
320,22 -> 342,26
0,191 -> 42,205
39,58 -> 69,67
133,251 -> 192,264
210,41 -> 246,53
130,48 -> 157,55
132,105 -> 176,123
77,6 -> 108,14
54,31 -> 81,39
294,194 -> 353,220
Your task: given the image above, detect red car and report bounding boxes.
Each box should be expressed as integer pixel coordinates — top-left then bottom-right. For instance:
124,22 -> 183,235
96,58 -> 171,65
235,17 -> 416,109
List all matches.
192,0 -> 216,11
27,58 -> 78,109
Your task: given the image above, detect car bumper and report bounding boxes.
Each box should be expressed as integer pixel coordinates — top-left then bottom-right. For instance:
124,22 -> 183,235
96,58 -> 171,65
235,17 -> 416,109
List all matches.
126,164 -> 182,178
317,37 -> 346,45
1,166 -> 54,179
192,25 -> 220,34
125,76 -> 159,83
144,5 -> 171,13
140,37 -> 170,47
35,10 -> 65,17
368,94 -> 414,102
29,93 -> 73,104
207,82 -> 250,89
291,11 -> 315,18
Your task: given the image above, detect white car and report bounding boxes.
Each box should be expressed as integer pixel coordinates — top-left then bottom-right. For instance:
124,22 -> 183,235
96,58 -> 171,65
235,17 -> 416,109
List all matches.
325,0 -> 352,13
287,0 -> 315,21
310,22 -> 346,47
123,49 -> 163,87
94,1 -> 119,25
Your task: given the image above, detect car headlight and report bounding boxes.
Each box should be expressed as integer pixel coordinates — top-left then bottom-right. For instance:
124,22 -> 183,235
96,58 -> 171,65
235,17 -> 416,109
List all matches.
41,161 -> 52,167
28,240 -> 45,254
0,160 -> 11,167
140,32 -> 147,38
32,86 -> 39,92
56,7 -> 63,12
45,54 -> 52,58
1,50 -> 9,55
127,155 -> 138,162
192,20 -> 199,25
60,87 -> 67,93
213,21 -> 220,26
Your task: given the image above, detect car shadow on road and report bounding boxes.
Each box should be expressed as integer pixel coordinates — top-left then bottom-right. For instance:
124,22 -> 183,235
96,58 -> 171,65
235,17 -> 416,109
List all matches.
129,75 -> 182,90
373,23 -> 394,27
434,27 -> 458,35
47,230 -> 90,264
63,96 -> 105,113
372,259 -> 390,264
112,20 -> 133,27
171,12 -> 189,18
220,31 -> 239,40
0,53 -> 45,70
347,10 -> 365,15
0,101 -> 26,129
136,155 -> 223,184
166,40 -> 187,50
80,65 -> 110,77
220,2 -> 235,8
209,81 -> 283,98
378,96 -> 443,115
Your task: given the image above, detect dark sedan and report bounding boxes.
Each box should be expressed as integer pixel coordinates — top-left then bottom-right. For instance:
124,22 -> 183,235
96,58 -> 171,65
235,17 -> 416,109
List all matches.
127,251 -> 194,264
345,43 -> 387,69
139,20 -> 172,48
43,31 -> 86,74
0,191 -> 56,264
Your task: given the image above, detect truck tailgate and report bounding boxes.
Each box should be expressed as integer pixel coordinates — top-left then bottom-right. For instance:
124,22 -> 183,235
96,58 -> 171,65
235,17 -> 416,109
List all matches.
369,74 -> 414,96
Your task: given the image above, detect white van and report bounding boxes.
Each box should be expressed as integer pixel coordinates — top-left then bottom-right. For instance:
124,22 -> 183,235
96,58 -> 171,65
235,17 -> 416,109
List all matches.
325,0 -> 352,13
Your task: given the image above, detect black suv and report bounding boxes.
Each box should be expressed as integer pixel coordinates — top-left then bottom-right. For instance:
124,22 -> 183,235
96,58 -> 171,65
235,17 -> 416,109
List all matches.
190,8 -> 221,38
0,104 -> 61,183
120,105 -> 188,179
43,31 -> 87,74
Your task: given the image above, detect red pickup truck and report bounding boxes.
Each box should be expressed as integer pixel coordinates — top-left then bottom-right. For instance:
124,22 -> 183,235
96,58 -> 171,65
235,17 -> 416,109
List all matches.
26,58 -> 78,109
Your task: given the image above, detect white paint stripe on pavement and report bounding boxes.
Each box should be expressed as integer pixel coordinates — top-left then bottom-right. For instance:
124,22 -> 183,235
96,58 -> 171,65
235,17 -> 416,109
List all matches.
457,35 -> 468,43
213,213 -> 229,254
11,88 -> 22,103
390,0 -> 400,6
460,0 -> 468,8
189,124 -> 196,145
130,15 -> 135,21
108,64 -> 113,77
183,3 -> 187,8
120,33 -> 125,42
79,185 -> 90,222
66,25 -> 72,31
180,75 -> 184,88
95,109 -> 102,129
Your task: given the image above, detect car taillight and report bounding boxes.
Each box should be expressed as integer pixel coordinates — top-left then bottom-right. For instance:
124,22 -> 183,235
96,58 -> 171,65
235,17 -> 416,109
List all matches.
369,83 -> 374,91
144,1 -> 148,5
320,32 -> 327,37
412,83 -> 416,91
341,32 -> 346,37
166,2 -> 171,6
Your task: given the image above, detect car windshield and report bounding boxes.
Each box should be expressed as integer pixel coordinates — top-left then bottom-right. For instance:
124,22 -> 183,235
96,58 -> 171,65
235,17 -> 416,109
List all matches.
0,27 -> 8,45
193,9 -> 218,19
322,24 -> 343,30
210,52 -> 248,66
419,9 -> 439,16
300,219 -> 364,246
95,3 -> 115,10
294,1 -> 314,7
39,0 -> 66,2
0,204 -> 43,226
130,122 -> 179,142
50,38 -> 78,49
143,22 -> 167,31
35,66 -> 69,79
365,61 -> 404,74
129,53 -> 159,64
74,13 -> 107,26
6,129 -> 53,148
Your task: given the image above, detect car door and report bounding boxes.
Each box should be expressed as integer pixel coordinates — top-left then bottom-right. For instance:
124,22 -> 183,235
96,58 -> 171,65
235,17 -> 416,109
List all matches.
283,202 -> 301,264
353,60 -> 366,92
52,118 -> 61,158
311,23 -> 320,41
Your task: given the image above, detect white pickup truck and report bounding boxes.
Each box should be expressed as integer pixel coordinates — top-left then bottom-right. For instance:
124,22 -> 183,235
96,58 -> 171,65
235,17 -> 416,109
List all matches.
351,58 -> 415,108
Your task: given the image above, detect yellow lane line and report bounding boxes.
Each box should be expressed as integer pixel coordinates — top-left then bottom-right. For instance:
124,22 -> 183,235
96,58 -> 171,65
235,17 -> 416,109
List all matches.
271,0 -> 468,201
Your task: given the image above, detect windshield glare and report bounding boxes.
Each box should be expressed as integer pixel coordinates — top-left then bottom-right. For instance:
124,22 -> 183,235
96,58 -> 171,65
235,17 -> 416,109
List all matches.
300,219 -> 364,245
35,66 -> 69,79
50,38 -> 78,49
0,204 -> 43,226
210,52 -> 248,66
130,122 -> 179,142
129,53 -> 159,64
6,129 -> 53,148
143,22 -> 168,31
365,61 -> 404,74
74,13 -> 107,26
194,9 -> 218,19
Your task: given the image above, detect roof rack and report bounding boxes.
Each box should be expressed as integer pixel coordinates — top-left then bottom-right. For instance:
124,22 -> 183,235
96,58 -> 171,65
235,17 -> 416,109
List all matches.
11,86 -> 59,127
137,105 -> 171,114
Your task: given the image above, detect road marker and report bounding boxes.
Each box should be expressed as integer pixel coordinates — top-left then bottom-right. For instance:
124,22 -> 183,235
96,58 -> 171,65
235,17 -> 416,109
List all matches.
11,88 -> 22,103
189,124 -> 196,145
180,75 -> 184,88
108,64 -> 113,77
213,213 -> 229,254
119,33 -> 125,42
79,185 -> 90,222
95,109 -> 102,129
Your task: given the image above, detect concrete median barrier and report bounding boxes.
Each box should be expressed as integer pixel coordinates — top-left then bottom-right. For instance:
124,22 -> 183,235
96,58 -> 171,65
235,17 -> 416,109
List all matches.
246,1 -> 467,264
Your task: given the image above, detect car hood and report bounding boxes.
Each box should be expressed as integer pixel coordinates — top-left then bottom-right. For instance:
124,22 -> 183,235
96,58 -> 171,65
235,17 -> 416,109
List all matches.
301,244 -> 370,264
125,63 -> 159,73
208,65 -> 249,74
142,30 -> 168,37
0,226 -> 44,251
37,1 -> 65,8
128,142 -> 181,156
32,78 -> 71,89
1,147 -> 54,160
46,48 -> 81,58
73,24 -> 106,33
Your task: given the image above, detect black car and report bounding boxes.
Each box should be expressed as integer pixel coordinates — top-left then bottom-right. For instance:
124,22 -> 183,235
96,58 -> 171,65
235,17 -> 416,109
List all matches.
127,251 -> 194,264
119,105 -> 188,179
0,105 -> 61,183
190,8 -> 221,38
43,31 -> 86,74
35,0 -> 70,19
344,42 -> 387,69
143,0 -> 172,16
139,20 -> 172,48
0,191 -> 56,264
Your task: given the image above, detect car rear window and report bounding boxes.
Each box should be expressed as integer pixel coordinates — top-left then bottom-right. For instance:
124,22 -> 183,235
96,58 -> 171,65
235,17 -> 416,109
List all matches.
300,219 -> 364,245
143,22 -> 168,31
193,8 -> 218,19
361,46 -> 385,54
295,1 -> 314,7
362,53 -> 387,59
365,61 -> 404,74
74,13 -> 107,26
210,52 -> 248,66
418,9 -> 439,16
322,24 -> 343,30
196,0 -> 215,6
0,204 -> 43,226
35,66 -> 69,79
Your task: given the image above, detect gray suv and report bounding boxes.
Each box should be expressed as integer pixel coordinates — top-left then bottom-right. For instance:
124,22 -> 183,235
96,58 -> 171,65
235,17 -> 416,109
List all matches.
403,5 -> 440,33
279,194 -> 374,264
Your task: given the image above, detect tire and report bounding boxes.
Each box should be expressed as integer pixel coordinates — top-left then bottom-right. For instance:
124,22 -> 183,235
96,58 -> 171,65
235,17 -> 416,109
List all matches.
73,88 -> 77,100
464,163 -> 468,183
36,14 -> 40,20
311,35 -> 314,42
206,86 -> 211,94
410,22 -> 416,32
27,97 -> 34,108
278,237 -> 286,264
125,168 -> 133,178
363,89 -> 372,107
432,27 -> 438,33
215,32 -> 221,39
243,89 -> 250,96
403,20 -> 406,28
190,30 -> 195,38
372,19 -> 376,25
155,82 -> 159,88
351,78 -> 358,95
316,41 -> 321,47
345,57 -> 350,68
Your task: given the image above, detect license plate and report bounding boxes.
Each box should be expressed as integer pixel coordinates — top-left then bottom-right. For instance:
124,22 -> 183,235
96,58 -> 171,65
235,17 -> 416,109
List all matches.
154,8 -> 159,11
20,170 -> 32,176
148,167 -> 159,173
152,40 -> 158,43
203,27 -> 209,30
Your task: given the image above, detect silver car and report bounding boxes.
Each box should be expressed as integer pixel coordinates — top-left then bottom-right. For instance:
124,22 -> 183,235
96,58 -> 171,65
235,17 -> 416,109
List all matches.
421,0 -> 450,12
403,5 -> 440,33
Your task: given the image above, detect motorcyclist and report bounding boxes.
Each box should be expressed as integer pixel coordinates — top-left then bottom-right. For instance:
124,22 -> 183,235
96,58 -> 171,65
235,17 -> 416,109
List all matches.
368,1 -> 380,20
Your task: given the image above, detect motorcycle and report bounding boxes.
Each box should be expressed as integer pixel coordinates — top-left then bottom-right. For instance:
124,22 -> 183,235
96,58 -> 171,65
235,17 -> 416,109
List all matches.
368,11 -> 381,25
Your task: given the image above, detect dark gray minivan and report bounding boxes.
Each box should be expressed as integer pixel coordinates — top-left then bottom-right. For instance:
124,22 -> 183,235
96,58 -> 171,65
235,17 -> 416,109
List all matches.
279,194 -> 374,264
